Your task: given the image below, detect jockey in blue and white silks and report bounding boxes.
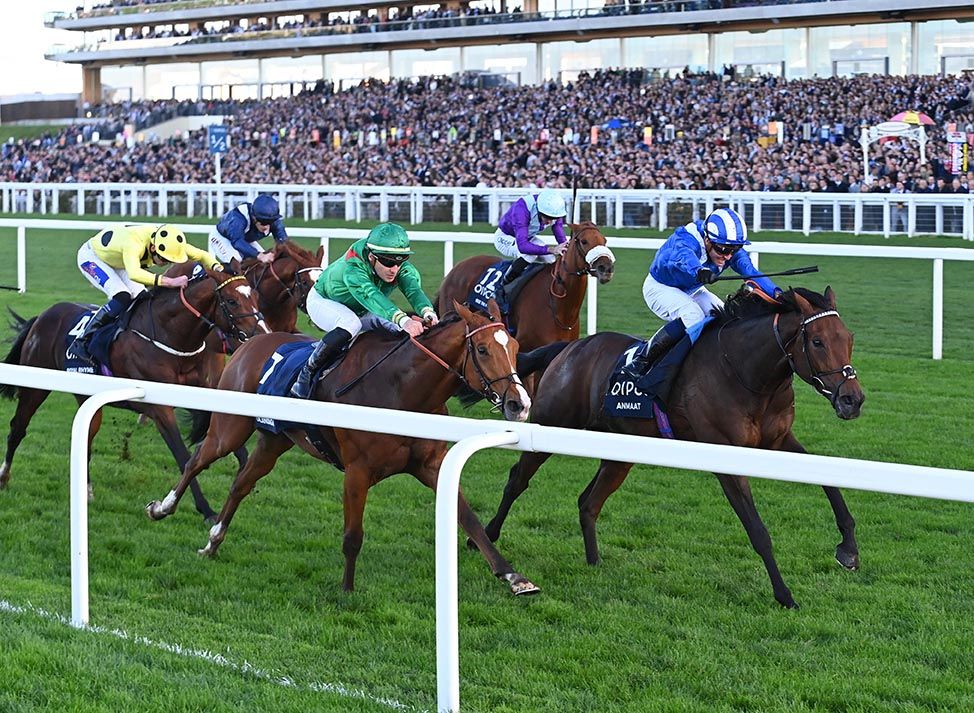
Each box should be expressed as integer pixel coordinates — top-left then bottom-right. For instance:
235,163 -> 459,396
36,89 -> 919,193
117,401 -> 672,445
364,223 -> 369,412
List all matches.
644,207 -> 780,331
627,208 -> 782,376
208,194 -> 288,265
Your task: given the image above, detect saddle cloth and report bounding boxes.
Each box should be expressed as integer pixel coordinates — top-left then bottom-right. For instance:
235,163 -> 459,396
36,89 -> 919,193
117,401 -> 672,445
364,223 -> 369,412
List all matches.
63,310 -> 118,375
255,340 -> 347,433
467,260 -> 511,314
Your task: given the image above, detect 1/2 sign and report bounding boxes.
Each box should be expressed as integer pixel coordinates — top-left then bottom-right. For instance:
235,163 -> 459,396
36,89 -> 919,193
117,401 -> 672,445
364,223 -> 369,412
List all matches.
207,124 -> 228,154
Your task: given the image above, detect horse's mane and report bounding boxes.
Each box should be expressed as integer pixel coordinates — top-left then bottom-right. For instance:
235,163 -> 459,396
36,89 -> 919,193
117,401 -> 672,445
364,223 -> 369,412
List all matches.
275,239 -> 316,262
713,285 -> 830,326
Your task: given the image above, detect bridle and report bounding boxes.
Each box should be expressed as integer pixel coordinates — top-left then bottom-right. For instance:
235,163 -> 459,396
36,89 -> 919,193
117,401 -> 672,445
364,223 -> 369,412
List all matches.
549,227 -> 616,330
180,274 -> 264,344
249,258 -> 319,315
409,321 -> 521,408
773,309 -> 858,408
719,307 -> 857,407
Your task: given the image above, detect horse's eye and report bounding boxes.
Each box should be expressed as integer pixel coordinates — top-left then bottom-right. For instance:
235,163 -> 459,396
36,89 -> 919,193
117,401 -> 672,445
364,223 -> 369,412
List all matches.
812,338 -> 824,348
477,344 -> 488,355
227,299 -> 238,307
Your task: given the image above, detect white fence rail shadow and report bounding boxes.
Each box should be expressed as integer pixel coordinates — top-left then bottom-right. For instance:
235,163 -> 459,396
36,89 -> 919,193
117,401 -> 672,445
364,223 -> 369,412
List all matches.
1,218 -> 972,360
1,182 -> 972,239
0,364 -> 973,712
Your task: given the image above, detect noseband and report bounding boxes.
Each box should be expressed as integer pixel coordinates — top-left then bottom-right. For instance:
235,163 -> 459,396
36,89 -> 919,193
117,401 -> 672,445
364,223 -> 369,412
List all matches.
181,274 -> 264,344
410,322 -> 520,408
773,310 -> 858,407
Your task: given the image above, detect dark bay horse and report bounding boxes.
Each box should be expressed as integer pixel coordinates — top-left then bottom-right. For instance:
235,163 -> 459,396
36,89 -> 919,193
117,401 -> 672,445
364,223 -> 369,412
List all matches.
484,286 -> 865,608
0,265 -> 267,520
434,221 -> 615,352
146,299 -> 541,595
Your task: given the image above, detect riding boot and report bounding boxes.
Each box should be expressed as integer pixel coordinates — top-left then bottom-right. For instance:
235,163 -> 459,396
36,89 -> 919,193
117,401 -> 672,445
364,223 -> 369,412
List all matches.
624,319 -> 686,379
501,257 -> 538,309
290,328 -> 352,399
69,297 -> 127,364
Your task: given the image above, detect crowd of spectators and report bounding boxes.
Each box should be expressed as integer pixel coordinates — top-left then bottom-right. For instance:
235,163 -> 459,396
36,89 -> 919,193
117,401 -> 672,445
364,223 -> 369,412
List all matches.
2,70 -> 973,199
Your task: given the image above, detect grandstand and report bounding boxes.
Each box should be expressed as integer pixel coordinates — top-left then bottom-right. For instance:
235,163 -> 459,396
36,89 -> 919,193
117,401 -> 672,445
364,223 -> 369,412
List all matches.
45,0 -> 974,103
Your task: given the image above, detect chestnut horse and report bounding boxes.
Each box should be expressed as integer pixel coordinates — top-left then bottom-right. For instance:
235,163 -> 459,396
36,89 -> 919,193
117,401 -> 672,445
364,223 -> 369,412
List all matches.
434,221 -> 615,352
0,265 -> 267,520
146,300 -> 541,595
237,240 -> 324,333
484,286 -> 865,608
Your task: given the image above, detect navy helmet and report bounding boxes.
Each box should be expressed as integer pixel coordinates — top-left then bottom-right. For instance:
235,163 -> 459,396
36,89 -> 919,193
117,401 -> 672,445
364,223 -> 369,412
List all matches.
252,194 -> 281,223
704,208 -> 749,245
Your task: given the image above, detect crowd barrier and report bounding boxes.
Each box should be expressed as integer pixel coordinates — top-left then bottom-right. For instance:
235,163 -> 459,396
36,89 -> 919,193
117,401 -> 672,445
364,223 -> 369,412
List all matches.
1,217 -> 972,360
0,363 -> 971,712
1,182 -> 972,239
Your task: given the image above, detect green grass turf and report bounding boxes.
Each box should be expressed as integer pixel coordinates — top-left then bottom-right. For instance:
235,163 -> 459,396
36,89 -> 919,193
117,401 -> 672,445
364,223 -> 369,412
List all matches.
0,217 -> 972,712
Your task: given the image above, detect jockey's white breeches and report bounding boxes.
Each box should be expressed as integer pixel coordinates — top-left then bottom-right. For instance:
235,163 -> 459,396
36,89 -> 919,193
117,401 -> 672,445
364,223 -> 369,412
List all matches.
77,242 -> 146,299
642,271 -> 723,329
493,228 -> 556,264
208,227 -> 262,264
305,289 -> 399,338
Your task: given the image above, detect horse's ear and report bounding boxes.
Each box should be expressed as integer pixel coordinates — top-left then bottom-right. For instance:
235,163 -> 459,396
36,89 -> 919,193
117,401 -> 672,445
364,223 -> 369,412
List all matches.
486,298 -> 502,322
315,245 -> 325,265
791,289 -> 813,315
452,299 -> 472,322
229,258 -> 242,274
824,285 -> 836,309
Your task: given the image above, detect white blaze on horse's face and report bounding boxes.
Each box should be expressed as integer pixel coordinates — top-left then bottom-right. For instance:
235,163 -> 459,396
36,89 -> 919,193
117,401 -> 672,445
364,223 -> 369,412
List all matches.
235,284 -> 271,333
493,329 -> 532,416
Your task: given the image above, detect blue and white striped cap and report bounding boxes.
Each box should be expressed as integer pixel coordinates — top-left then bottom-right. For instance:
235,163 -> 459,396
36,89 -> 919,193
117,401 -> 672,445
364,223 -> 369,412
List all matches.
704,208 -> 749,245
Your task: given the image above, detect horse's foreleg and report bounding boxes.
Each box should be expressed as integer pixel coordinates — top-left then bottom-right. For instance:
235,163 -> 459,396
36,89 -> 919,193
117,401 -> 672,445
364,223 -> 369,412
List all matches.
410,451 -> 540,596
483,451 -> 552,543
146,413 -> 254,521
577,460 -> 634,566
0,388 -> 51,490
715,473 -> 797,609
199,431 -> 291,558
147,405 -> 216,522
779,431 -> 859,570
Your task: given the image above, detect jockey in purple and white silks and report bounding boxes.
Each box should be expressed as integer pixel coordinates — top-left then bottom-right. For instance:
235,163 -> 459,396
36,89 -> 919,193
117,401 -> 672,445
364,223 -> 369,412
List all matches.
628,208 -> 782,377
493,189 -> 569,286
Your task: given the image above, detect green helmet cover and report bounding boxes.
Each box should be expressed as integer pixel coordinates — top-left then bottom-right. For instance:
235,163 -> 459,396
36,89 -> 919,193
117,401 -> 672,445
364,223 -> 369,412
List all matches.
365,223 -> 413,255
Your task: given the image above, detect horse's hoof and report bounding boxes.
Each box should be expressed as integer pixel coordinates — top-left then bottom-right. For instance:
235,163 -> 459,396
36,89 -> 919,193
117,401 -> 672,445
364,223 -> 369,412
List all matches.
197,545 -> 216,558
144,501 -> 168,521
465,537 -> 479,551
502,572 -> 540,596
835,547 -> 860,571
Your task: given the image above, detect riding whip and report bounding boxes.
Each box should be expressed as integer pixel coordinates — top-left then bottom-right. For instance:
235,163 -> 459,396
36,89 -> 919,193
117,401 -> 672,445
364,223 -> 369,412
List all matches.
711,265 -> 819,282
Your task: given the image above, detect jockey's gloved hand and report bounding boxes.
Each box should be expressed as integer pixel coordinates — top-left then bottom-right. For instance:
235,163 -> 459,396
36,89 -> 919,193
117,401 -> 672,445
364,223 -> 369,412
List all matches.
696,268 -> 716,285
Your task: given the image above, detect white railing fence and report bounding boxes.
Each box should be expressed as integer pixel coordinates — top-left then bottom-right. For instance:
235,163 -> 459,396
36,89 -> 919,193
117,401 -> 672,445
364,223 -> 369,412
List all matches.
1,182 -> 972,240
0,365 -> 973,713
2,218 -> 972,360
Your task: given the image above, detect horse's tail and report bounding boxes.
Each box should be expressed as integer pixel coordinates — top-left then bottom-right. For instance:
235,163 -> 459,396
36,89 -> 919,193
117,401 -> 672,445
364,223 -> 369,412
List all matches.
516,341 -> 572,379
0,309 -> 37,400
185,409 -> 212,446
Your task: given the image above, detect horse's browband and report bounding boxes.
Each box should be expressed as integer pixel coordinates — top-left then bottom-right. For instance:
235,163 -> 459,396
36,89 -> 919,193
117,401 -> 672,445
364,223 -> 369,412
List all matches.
216,275 -> 247,291
802,309 -> 839,325
465,322 -> 505,338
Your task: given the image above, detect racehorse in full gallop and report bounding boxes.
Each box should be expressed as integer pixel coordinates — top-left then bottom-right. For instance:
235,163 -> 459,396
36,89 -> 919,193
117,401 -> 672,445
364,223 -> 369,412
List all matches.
146,300 -> 541,596
435,221 -> 615,352
0,264 -> 268,521
485,285 -> 865,608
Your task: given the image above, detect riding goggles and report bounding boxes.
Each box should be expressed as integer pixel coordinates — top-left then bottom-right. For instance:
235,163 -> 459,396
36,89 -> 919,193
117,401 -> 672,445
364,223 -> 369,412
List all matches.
374,253 -> 409,268
711,242 -> 742,257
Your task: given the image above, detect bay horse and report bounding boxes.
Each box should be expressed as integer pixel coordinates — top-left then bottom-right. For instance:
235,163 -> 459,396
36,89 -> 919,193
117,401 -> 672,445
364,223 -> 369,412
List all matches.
484,286 -> 865,608
0,264 -> 268,521
434,221 -> 615,352
146,300 -> 542,596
